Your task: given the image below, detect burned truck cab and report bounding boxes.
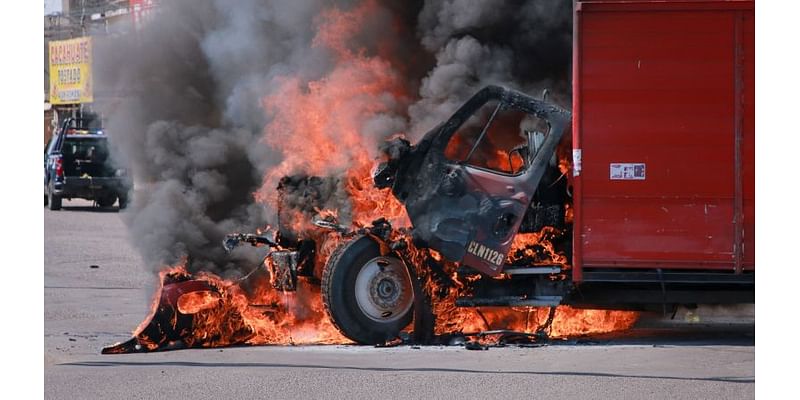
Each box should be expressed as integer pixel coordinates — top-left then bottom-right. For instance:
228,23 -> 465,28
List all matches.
241,86 -> 575,345
376,85 -> 571,276
302,86 -> 576,344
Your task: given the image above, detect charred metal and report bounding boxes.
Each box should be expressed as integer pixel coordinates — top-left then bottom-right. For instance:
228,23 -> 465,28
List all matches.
102,272 -> 227,354
374,85 -> 571,276
102,86 -> 581,352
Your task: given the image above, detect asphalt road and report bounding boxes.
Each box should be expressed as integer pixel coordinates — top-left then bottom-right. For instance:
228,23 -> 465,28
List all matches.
44,199 -> 755,400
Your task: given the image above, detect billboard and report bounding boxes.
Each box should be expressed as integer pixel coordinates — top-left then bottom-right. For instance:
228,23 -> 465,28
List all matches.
48,37 -> 93,104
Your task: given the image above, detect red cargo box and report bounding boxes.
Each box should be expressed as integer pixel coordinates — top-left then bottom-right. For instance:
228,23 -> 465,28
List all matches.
572,0 -> 754,281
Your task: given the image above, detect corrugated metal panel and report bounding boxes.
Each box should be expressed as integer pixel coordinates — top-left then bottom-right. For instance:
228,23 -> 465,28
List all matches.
573,0 -> 755,276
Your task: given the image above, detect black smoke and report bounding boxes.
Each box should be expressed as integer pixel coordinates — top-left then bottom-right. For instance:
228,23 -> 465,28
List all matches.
94,0 -> 572,276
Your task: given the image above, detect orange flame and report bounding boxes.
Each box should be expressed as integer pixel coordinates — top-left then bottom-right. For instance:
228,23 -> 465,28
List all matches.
137,0 -> 637,348
177,290 -> 221,315
508,228 -> 568,266
188,265 -> 349,346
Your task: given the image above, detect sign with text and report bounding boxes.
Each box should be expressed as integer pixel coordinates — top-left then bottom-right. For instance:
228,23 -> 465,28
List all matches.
48,37 -> 93,104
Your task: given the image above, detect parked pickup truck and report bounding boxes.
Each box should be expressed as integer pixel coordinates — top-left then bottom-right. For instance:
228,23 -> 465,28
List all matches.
44,115 -> 132,210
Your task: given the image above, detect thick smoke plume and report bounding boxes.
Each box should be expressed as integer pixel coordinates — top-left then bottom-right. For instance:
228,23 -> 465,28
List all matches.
94,0 -> 572,276
411,0 -> 572,137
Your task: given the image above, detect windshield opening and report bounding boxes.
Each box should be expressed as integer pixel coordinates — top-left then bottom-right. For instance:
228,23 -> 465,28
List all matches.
444,100 -> 547,175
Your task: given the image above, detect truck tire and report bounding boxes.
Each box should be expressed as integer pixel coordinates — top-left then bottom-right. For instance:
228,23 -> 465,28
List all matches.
48,188 -> 61,211
97,195 -> 117,208
44,193 -> 48,206
322,235 -> 414,345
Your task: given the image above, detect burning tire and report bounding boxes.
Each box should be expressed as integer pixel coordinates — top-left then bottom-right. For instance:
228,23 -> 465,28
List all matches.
322,235 -> 414,344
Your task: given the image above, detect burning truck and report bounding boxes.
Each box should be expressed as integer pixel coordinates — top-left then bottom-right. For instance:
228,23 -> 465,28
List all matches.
103,0 -> 754,353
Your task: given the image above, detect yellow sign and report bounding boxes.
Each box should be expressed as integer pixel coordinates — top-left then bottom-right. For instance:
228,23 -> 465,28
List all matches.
48,37 -> 93,104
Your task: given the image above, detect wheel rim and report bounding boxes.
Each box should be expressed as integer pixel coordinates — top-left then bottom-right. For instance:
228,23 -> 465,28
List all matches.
354,256 -> 413,323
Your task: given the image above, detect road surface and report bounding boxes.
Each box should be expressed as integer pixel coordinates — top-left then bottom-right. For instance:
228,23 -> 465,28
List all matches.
44,199 -> 754,400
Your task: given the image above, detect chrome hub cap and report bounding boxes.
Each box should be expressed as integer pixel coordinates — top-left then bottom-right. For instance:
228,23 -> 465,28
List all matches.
354,256 -> 413,323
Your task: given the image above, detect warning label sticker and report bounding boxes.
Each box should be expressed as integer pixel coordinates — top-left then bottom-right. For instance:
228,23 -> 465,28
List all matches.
610,163 -> 646,180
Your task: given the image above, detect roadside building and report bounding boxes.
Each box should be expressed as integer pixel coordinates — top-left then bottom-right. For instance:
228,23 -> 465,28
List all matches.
44,0 -> 158,143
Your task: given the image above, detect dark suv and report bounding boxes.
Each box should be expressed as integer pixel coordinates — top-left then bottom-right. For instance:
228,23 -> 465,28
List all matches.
44,116 -> 132,210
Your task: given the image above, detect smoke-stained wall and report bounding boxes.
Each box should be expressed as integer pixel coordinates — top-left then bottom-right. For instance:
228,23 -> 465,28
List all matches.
94,0 -> 572,276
